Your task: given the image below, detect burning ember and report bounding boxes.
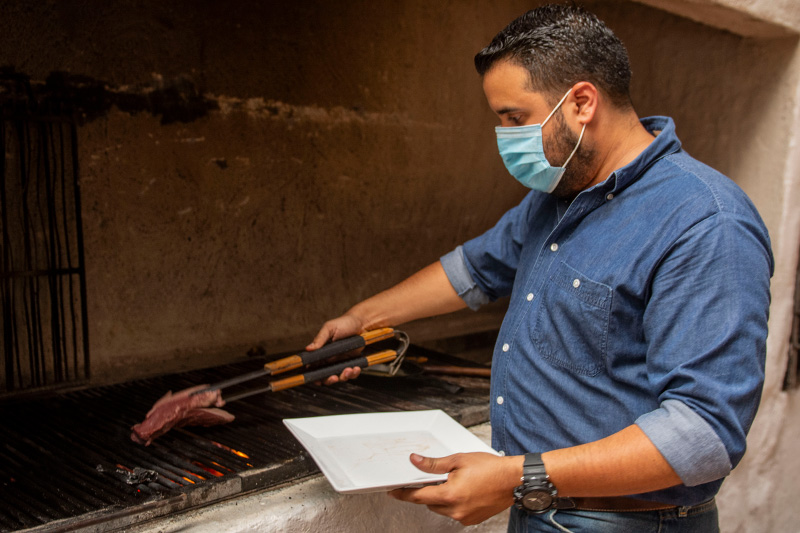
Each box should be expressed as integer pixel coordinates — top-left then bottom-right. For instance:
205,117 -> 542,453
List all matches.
193,461 -> 225,477
210,439 -> 250,459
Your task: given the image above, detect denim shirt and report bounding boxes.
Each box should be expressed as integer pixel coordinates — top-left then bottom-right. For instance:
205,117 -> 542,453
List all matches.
440,116 -> 773,506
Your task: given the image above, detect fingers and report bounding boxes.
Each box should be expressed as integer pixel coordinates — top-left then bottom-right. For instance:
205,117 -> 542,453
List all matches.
308,315 -> 369,386
388,486 -> 492,526
306,326 -> 335,351
409,453 -> 459,475
306,315 -> 365,351
389,484 -> 450,506
389,453 -> 461,504
389,452 -> 520,527
344,366 -> 361,380
322,366 -> 361,386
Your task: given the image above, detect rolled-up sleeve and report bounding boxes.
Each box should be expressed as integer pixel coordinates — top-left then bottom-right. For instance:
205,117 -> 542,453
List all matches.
440,246 -> 491,310
636,399 -> 732,486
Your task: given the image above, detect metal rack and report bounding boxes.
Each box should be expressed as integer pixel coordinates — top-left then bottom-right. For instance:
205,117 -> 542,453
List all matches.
1,95 -> 90,394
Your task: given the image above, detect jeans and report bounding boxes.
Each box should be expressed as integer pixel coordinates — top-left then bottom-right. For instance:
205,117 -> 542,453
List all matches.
507,499 -> 719,533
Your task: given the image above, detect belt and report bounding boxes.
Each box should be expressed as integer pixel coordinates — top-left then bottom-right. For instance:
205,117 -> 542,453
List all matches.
556,496 -> 677,512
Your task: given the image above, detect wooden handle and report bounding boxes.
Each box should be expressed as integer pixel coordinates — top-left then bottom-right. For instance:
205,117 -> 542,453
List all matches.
269,374 -> 307,392
364,349 -> 399,366
422,365 -> 492,378
361,327 -> 395,343
264,354 -> 304,375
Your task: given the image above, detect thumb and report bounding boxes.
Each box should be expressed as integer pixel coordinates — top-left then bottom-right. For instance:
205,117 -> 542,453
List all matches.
409,453 -> 458,475
306,329 -> 333,351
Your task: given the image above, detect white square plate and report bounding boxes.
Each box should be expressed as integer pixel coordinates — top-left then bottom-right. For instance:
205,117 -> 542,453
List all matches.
283,410 -> 497,494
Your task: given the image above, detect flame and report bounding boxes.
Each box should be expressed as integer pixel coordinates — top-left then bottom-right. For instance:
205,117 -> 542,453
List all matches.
210,460 -> 234,473
193,461 -> 224,477
182,477 -> 196,484
209,440 -> 250,459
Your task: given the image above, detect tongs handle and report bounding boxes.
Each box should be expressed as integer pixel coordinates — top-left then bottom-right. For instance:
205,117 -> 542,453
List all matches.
264,327 -> 395,375
223,349 -> 398,402
199,328 -> 397,394
270,349 -> 398,392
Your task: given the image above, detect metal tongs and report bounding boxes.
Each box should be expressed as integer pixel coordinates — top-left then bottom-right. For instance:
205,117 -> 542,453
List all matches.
131,329 -> 410,445
197,328 -> 410,402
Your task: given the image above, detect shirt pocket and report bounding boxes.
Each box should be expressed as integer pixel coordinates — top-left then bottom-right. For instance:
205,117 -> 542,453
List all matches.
532,261 -> 612,376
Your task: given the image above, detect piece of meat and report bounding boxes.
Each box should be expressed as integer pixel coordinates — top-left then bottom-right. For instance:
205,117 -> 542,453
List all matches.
131,384 -> 234,445
179,407 -> 236,427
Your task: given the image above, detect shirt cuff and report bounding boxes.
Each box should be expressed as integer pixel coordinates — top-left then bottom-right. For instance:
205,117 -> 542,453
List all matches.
635,399 -> 732,487
440,246 -> 491,311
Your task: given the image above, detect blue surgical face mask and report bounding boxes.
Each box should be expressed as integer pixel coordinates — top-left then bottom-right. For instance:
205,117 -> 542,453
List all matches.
495,89 -> 586,193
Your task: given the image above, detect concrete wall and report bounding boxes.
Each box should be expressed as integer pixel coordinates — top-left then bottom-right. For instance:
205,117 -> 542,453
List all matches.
2,0 -> 799,530
2,0 -> 524,382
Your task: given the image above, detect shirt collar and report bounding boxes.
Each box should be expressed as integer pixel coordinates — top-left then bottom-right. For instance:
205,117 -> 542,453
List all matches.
604,116 -> 682,193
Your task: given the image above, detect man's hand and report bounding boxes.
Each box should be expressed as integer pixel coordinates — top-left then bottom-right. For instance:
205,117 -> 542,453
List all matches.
306,314 -> 365,385
306,260 -> 467,386
389,452 -> 523,526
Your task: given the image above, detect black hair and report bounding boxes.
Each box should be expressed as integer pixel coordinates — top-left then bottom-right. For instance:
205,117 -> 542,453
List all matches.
474,4 -> 633,108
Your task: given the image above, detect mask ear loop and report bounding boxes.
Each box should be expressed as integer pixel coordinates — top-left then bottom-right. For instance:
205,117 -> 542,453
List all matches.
541,89 -> 573,128
561,123 -> 586,169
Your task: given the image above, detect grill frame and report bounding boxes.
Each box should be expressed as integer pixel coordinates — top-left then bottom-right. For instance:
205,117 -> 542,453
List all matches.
0,344 -> 490,532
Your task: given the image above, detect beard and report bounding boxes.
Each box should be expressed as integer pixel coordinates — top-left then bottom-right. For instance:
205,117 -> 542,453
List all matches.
544,111 -> 597,201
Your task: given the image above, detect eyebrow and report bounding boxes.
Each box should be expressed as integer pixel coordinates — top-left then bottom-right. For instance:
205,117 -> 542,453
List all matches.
495,107 -> 524,116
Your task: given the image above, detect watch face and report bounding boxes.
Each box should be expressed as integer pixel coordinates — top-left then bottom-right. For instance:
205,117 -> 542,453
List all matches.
522,491 -> 553,512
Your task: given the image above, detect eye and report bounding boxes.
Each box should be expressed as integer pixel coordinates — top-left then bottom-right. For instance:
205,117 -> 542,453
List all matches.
507,114 -> 524,125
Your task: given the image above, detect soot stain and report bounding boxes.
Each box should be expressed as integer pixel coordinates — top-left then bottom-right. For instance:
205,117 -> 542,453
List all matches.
0,66 -> 219,124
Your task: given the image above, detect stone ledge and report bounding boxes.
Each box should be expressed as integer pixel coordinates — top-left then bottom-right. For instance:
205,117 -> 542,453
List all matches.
630,0 -> 800,37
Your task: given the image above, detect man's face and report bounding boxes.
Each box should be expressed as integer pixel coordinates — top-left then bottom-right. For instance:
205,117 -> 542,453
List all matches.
482,60 -> 552,128
482,60 -> 596,200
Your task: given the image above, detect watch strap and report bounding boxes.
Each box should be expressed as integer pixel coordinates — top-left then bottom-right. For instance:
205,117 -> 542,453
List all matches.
522,452 -> 547,477
515,453 -> 575,513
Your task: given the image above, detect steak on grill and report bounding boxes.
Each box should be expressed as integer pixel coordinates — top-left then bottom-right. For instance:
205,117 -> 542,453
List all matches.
131,385 -> 234,445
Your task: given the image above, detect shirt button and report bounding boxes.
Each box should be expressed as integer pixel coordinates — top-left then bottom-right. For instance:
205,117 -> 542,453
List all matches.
573,279 -> 581,288
550,243 -> 559,252
496,396 -> 504,405
498,450 -> 506,456
502,343 -> 510,352
526,293 -> 534,301
606,193 -> 614,201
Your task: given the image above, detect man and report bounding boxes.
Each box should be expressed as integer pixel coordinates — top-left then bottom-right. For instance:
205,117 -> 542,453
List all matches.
309,5 -> 773,532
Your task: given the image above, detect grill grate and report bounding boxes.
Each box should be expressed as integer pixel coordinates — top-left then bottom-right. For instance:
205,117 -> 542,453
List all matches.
0,345 -> 490,532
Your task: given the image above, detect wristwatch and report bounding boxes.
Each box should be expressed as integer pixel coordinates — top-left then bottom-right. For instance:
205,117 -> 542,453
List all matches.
513,453 -> 558,513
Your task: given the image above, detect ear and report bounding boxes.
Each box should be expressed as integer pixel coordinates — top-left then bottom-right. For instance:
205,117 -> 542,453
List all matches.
568,81 -> 598,126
